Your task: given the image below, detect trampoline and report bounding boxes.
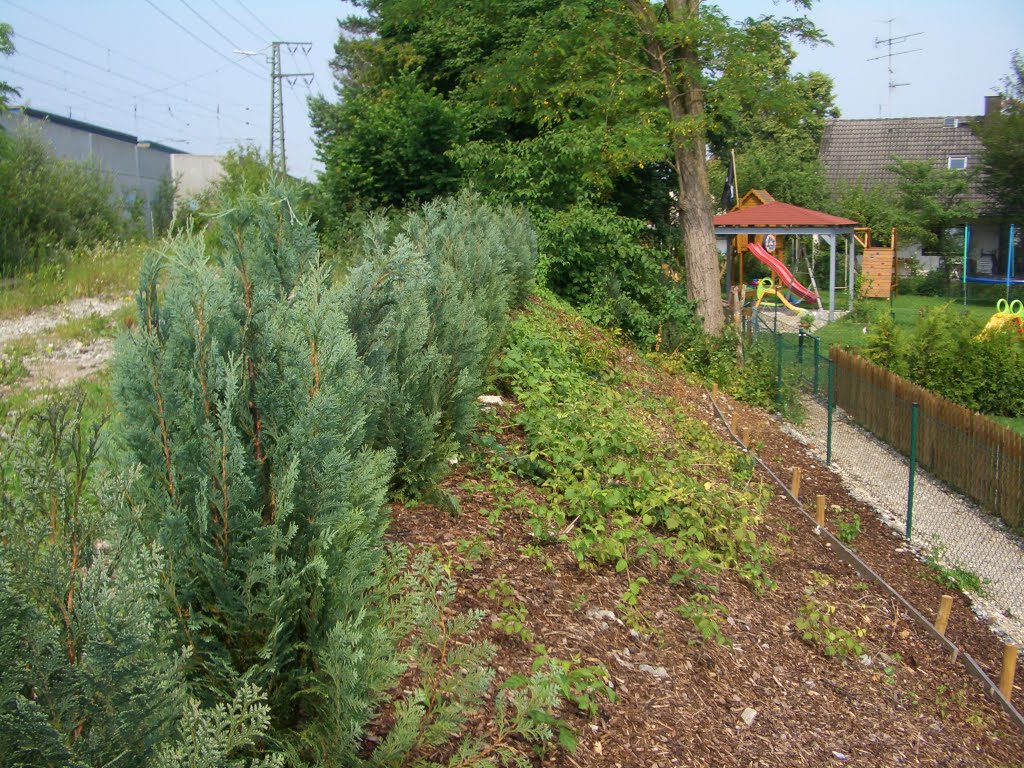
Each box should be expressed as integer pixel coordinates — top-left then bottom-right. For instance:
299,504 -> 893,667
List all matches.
962,223 -> 1024,303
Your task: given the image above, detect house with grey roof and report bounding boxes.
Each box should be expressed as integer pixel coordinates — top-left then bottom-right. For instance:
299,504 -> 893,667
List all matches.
818,96 -> 1019,280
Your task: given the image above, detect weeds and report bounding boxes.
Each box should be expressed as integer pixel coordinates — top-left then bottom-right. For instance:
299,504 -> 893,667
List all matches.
835,510 -> 862,545
492,303 -> 773,646
480,578 -> 535,645
795,599 -> 866,658
924,542 -> 987,596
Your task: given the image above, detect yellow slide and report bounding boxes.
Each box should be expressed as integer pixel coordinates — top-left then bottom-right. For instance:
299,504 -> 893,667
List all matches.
755,287 -> 805,313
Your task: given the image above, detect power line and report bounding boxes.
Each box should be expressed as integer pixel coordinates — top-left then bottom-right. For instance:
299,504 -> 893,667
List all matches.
175,0 -> 265,78
0,0 -> 249,108
14,32 -> 251,123
209,0 -> 267,46
143,0 -> 264,83
10,49 -> 252,128
233,0 -> 281,41
2,65 -> 192,140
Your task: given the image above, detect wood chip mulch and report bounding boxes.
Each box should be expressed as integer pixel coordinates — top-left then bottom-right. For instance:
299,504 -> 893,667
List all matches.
384,340 -> 1023,768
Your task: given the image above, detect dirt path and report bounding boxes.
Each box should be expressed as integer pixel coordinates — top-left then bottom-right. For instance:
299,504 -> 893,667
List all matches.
0,298 -> 126,343
0,298 -> 126,392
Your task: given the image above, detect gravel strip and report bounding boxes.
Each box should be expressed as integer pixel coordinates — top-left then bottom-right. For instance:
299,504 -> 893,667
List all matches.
0,298 -> 126,345
790,396 -> 1024,647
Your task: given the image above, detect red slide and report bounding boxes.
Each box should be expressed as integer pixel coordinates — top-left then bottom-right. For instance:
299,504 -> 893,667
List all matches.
746,242 -> 819,303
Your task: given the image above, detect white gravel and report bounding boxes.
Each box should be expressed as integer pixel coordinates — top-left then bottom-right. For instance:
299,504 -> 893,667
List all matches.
1,298 -> 127,392
0,297 -> 126,344
789,397 -> 1024,647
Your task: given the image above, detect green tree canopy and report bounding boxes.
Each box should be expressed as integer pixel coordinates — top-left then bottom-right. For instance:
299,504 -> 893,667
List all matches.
889,158 -> 977,255
311,0 -> 830,333
1,22 -> 17,109
975,51 -> 1024,218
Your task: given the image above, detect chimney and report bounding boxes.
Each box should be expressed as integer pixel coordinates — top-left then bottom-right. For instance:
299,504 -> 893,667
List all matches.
985,95 -> 1002,115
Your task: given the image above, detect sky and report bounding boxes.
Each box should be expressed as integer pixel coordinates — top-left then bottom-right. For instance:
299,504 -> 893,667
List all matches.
1,1 -> 1022,181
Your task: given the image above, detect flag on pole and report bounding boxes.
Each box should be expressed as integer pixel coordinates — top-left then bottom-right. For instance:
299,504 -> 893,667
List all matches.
720,150 -> 737,212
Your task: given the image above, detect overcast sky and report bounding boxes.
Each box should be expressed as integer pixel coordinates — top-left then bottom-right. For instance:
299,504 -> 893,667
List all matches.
1,1 -> 1021,181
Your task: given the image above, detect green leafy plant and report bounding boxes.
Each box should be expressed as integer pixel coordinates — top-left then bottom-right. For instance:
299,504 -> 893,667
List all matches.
527,648 -> 616,721
674,592 -> 730,646
835,511 -> 862,545
0,352 -> 28,385
923,542 -> 987,595
456,535 -> 494,571
0,128 -> 142,276
795,599 -> 866,658
480,578 -> 535,645
379,555 -> 584,766
519,543 -> 556,573
495,302 -> 773,601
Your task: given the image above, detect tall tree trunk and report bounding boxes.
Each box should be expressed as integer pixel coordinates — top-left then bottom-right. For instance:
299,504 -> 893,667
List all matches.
630,0 -> 725,334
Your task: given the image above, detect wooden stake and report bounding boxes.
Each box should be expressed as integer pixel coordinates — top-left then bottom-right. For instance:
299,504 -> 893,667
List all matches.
790,467 -> 802,500
712,382 -> 719,399
1000,645 -> 1018,699
740,427 -> 750,448
731,412 -> 738,434
815,495 -> 826,527
934,595 -> 954,637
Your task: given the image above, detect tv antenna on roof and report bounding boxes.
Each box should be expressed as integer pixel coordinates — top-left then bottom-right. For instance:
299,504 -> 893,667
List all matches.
868,19 -> 923,116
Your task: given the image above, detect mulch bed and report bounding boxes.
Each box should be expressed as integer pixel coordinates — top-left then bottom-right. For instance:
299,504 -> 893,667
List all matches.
384,341 -> 1023,767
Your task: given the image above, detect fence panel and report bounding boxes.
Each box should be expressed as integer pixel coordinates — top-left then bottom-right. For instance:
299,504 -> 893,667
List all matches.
830,348 -> 1023,531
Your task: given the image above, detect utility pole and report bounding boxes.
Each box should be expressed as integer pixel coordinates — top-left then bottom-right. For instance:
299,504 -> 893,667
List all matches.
868,20 -> 923,116
269,41 -> 313,175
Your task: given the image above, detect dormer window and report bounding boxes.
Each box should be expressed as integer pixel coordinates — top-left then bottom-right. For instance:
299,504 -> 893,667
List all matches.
948,156 -> 968,170
944,117 -> 960,128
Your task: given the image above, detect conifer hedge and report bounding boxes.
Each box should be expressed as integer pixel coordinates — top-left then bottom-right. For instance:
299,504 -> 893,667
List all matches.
2,188 -> 537,764
342,192 -> 536,493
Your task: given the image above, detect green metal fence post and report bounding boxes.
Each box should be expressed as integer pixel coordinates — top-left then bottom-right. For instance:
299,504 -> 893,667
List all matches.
906,402 -> 919,539
813,335 -> 821,395
776,331 -> 783,411
797,328 -> 805,365
826,360 -> 834,465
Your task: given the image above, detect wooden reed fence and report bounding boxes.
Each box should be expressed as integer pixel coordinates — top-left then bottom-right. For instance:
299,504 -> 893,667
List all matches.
830,348 -> 1023,530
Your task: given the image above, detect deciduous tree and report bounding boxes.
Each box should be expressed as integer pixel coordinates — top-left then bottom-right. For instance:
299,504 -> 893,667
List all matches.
312,0 -> 828,334
975,51 -> 1024,218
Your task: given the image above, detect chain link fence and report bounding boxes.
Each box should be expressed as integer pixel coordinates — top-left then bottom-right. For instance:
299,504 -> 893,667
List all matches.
750,319 -> 1024,638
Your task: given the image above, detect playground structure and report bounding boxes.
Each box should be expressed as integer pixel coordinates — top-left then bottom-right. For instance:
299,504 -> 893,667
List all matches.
714,192 -> 858,322
746,242 -> 818,304
979,299 -> 1024,339
858,228 -> 898,299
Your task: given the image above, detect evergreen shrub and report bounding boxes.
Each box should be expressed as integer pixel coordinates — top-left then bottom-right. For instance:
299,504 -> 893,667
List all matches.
0,395 -> 183,766
113,190 -> 400,761
342,192 -> 536,494
865,303 -> 1024,417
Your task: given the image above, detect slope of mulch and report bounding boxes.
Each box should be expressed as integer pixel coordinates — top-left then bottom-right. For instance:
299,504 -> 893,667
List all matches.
385,322 -> 1023,768
688,382 -> 1020,691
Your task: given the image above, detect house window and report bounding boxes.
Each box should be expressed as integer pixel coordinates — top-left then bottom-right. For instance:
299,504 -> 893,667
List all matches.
944,117 -> 959,128
948,156 -> 968,170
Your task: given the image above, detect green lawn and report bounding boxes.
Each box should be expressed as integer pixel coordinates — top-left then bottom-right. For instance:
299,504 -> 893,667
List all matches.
991,415 -> 1024,435
814,294 -> 1003,351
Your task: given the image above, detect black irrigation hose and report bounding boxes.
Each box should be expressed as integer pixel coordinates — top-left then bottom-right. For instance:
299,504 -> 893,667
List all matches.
707,389 -> 1024,735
